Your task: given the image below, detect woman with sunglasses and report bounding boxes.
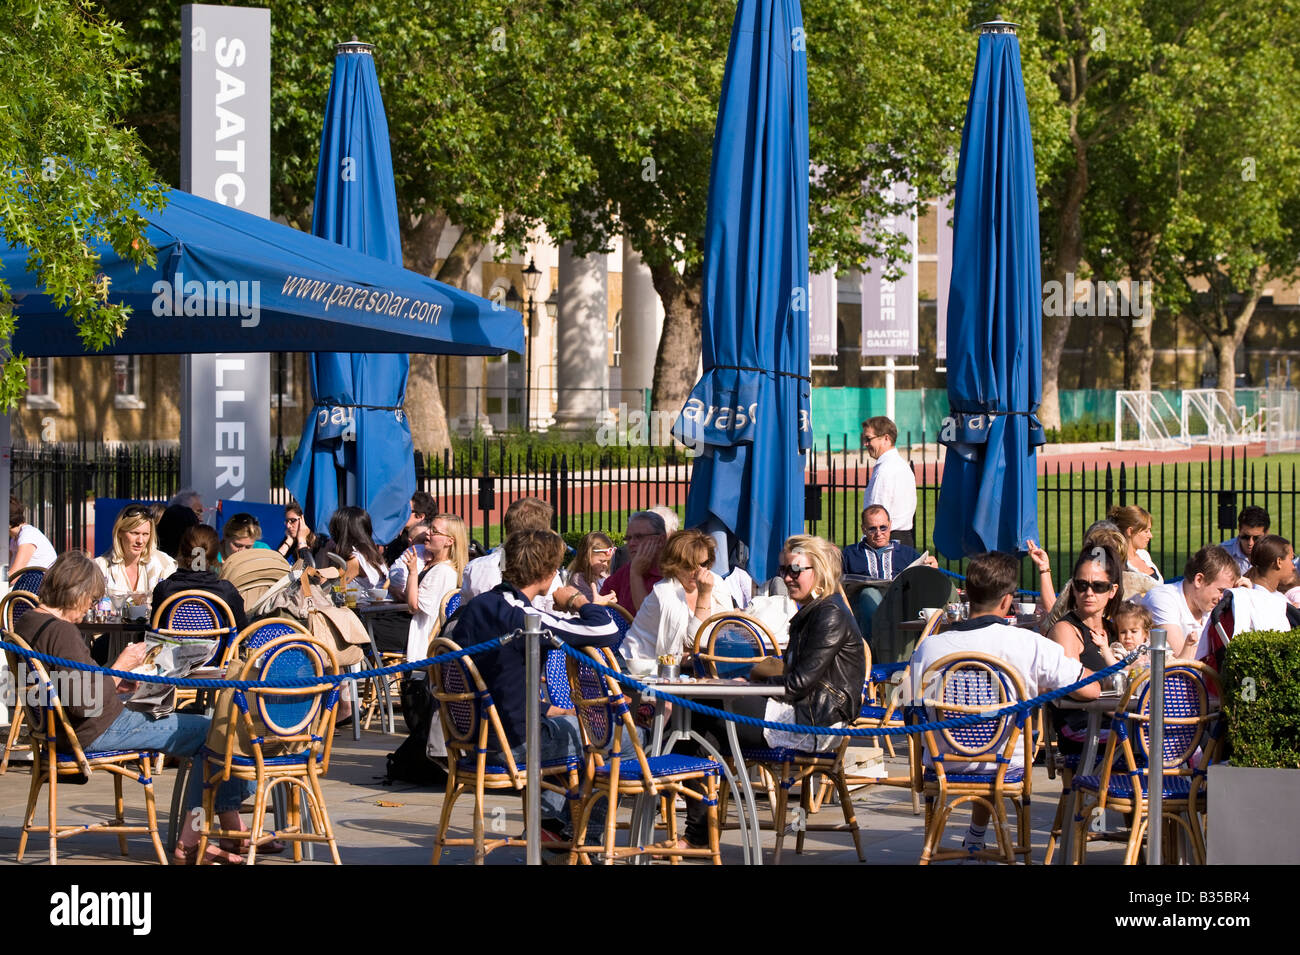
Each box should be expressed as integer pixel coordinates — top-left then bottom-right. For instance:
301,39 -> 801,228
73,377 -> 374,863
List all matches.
94,503 -> 176,601
1047,543 -> 1123,754
401,514 -> 469,661
622,529 -> 734,662
568,531 -> 615,600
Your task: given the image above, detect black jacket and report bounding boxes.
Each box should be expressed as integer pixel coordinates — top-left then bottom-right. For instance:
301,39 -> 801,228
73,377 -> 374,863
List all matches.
151,569 -> 248,631
780,593 -> 866,727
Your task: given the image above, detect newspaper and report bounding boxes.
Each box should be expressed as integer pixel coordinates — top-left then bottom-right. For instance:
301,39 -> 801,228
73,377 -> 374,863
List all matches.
126,632 -> 219,717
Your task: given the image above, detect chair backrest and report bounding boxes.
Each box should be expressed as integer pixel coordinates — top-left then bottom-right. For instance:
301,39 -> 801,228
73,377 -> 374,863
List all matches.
428,636 -> 521,784
1126,661 -> 1218,773
692,612 -> 780,678
441,590 -> 462,621
542,647 -> 574,709
209,633 -> 340,773
868,609 -> 942,720
1,631 -> 95,775
869,566 -> 958,664
0,590 -> 39,632
8,566 -> 47,594
229,617 -> 313,661
152,589 -> 240,666
564,646 -> 657,788
918,651 -> 1030,775
603,603 -> 632,650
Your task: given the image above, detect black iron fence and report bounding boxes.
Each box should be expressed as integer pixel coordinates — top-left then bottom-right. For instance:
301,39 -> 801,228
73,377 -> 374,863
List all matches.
12,439 -> 1296,593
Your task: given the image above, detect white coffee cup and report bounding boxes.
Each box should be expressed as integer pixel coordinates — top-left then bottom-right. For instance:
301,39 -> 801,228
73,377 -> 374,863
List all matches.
919,607 -> 942,620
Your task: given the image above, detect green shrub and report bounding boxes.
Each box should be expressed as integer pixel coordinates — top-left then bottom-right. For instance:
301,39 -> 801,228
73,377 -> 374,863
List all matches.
1221,629 -> 1300,769
1042,415 -> 1111,444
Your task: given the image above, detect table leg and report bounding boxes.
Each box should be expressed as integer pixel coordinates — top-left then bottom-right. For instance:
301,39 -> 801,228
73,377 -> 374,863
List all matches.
166,756 -> 192,853
1057,708 -> 1104,865
720,705 -> 763,866
363,616 -> 396,735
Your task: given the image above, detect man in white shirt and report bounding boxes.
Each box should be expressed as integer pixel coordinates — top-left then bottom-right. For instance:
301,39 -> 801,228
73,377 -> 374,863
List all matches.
862,415 -> 917,548
1219,505 -> 1270,576
460,496 -> 562,605
1140,545 -> 1239,659
1200,534 -> 1297,670
908,551 -> 1098,857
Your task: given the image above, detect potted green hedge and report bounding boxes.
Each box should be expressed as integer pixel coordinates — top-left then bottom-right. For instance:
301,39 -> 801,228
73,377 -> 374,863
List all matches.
1208,629 -> 1300,863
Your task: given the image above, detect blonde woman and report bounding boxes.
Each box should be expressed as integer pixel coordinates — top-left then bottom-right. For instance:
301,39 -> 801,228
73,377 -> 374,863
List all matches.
403,513 -> 469,662
94,504 -> 176,600
1108,504 -> 1162,582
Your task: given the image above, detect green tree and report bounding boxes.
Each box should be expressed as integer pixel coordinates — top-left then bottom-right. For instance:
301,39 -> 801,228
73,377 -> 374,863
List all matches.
0,0 -> 161,410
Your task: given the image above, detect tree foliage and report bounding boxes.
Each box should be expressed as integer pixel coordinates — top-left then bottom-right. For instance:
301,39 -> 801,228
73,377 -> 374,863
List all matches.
0,0 -> 162,410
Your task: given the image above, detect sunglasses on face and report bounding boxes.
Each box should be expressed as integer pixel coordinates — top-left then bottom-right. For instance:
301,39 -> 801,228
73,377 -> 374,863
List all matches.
779,564 -> 811,579
1239,533 -> 1263,544
1072,578 -> 1113,595
865,525 -> 890,534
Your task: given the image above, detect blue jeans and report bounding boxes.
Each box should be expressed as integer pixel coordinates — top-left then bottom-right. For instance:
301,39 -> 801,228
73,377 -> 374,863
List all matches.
89,708 -> 255,815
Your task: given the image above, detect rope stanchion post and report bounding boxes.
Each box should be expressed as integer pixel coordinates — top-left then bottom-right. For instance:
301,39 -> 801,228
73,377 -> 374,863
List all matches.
1147,626 -> 1166,866
523,611 -> 542,867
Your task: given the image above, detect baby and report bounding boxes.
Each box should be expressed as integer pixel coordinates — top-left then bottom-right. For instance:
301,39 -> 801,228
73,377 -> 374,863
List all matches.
1101,599 -> 1152,669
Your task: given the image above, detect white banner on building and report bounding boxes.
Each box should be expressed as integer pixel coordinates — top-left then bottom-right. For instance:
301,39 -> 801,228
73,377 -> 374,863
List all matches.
808,269 -> 838,358
180,4 -> 271,504
860,181 -> 919,357
936,193 -> 953,363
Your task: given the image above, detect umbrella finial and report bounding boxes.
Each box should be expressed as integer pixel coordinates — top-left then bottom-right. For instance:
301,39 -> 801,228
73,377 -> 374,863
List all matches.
979,20 -> 1019,34
336,37 -> 374,55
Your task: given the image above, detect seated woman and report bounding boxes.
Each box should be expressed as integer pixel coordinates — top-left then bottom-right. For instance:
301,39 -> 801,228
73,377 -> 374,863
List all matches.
15,551 -> 255,864
329,506 -> 388,588
9,495 -> 57,574
275,501 -> 332,564
94,503 -> 176,601
1109,504 -> 1163,586
622,529 -> 735,663
1048,543 -> 1122,754
680,534 -> 865,848
219,513 -> 273,562
400,513 -> 468,661
568,531 -> 615,601
151,524 -> 249,631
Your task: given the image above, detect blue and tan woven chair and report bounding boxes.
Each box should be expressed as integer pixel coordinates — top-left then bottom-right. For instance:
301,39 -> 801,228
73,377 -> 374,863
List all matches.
916,651 -> 1034,864
1,589 -> 40,774
566,646 -> 722,865
5,632 -> 168,864
429,636 -> 580,864
603,602 -> 633,651
1069,661 -> 1220,865
440,589 -> 461,622
8,565 -> 47,595
151,590 -> 240,710
691,611 -> 779,678
196,633 -> 342,864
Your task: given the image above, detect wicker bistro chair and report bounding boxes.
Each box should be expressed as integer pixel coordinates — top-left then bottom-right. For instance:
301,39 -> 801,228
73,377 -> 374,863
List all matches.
8,566 -> 47,595
151,590 -> 240,709
1,590 -> 40,774
916,652 -> 1035,864
566,646 -> 722,865
5,632 -> 168,864
1069,661 -> 1220,865
195,633 -> 343,864
691,612 -> 780,678
429,636 -> 581,865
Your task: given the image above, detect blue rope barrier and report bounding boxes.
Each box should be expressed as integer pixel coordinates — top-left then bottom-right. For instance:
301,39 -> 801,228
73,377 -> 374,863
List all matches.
554,638 -> 1143,738
0,635 -> 510,690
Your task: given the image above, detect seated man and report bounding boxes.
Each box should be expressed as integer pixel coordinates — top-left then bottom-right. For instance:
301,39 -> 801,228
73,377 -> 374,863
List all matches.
1220,505 -> 1270,576
1200,534 -> 1297,671
443,528 -> 627,841
600,510 -> 667,614
460,496 -> 558,603
908,551 -> 1099,857
842,504 -> 937,578
383,490 -> 436,566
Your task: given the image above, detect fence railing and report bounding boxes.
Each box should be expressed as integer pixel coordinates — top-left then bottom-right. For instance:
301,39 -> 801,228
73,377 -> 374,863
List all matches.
12,440 -> 1295,594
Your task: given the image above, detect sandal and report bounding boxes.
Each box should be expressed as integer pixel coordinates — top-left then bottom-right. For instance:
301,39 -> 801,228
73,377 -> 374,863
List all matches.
174,843 -> 246,865
221,836 -> 286,855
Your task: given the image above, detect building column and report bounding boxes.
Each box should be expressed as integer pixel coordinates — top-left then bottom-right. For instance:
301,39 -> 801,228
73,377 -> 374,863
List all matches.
553,242 -> 609,430
620,240 -> 664,415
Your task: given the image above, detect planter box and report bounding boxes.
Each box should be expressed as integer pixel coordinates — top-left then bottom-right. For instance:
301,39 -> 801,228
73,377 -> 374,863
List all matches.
1208,764 -> 1300,864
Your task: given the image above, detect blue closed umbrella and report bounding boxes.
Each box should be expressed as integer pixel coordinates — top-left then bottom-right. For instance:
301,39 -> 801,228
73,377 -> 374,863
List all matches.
674,0 -> 811,583
286,41 -> 414,545
934,22 -> 1045,559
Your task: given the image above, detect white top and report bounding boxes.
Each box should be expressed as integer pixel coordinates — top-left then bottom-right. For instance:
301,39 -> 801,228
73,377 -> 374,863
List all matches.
387,543 -> 427,596
460,548 -> 561,606
10,524 -> 58,571
1125,548 -> 1163,584
909,622 -> 1083,770
622,576 -> 736,661
865,447 -> 917,531
1141,580 -> 1208,656
353,550 -> 388,588
724,567 -> 754,610
94,550 -> 177,599
1220,537 -> 1251,575
1198,585 -> 1291,665
405,562 -> 460,662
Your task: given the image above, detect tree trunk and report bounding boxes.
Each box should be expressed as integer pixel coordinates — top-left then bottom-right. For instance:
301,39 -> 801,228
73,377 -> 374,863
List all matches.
1127,319 -> 1154,393
1040,125 -> 1090,430
647,259 -> 703,413
1208,289 -> 1262,402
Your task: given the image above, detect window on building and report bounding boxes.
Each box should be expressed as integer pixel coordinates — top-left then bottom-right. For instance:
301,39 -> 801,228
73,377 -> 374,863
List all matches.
611,309 -> 622,368
26,357 -> 57,408
113,355 -> 146,409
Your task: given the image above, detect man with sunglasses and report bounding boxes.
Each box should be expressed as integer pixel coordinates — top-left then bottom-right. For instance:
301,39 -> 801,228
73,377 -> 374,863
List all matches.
862,416 -> 917,548
1220,505 -> 1270,576
842,504 -> 937,579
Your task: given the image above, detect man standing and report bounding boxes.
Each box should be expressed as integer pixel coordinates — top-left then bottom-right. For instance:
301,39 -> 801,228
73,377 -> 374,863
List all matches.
599,511 -> 666,614
862,415 -> 917,548
842,504 -> 937,578
1220,505 -> 1270,576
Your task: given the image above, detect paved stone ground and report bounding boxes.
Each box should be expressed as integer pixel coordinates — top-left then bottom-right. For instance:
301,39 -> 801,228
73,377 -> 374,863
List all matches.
0,728 -> 1142,866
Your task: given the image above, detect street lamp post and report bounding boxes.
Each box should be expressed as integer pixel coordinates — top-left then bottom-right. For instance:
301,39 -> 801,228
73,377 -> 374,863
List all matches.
504,285 -> 523,429
521,258 -> 542,432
